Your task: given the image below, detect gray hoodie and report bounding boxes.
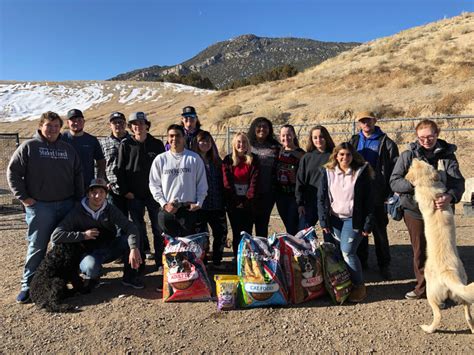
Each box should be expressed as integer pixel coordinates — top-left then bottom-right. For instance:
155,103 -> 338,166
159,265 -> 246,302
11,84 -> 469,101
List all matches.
7,131 -> 84,202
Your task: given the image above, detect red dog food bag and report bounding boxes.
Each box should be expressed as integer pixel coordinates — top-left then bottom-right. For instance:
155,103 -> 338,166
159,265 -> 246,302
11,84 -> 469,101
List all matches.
278,227 -> 326,304
162,233 -> 212,302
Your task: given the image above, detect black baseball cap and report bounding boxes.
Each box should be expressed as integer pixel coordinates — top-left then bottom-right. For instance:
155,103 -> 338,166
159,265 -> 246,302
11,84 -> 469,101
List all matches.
182,106 -> 197,117
67,109 -> 84,120
109,112 -> 126,122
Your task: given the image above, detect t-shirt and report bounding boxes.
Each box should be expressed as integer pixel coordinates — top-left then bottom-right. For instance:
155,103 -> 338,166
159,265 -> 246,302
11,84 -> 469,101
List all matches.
62,131 -> 104,188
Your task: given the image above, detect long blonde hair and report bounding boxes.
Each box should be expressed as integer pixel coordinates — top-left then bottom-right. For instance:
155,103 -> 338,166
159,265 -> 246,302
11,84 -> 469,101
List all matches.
232,132 -> 253,167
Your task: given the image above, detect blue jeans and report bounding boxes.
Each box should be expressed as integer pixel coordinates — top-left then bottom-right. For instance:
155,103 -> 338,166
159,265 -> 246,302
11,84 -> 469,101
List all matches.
325,215 -> 364,286
80,235 -> 132,279
276,193 -> 299,235
22,198 -> 75,291
128,196 -> 162,265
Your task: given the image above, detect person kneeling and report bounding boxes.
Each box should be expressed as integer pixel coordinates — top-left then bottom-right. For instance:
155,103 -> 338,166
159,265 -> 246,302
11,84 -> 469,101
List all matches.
51,178 -> 143,290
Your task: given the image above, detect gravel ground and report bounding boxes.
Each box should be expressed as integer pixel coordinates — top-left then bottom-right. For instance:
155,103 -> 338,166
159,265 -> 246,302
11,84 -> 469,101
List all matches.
1,209 -> 473,353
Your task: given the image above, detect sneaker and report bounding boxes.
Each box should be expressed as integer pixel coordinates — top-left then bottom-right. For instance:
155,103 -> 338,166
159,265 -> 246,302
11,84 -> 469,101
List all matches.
16,290 -> 30,304
379,266 -> 392,281
348,284 -> 367,303
122,276 -> 145,289
405,290 -> 424,300
212,262 -> 226,271
145,251 -> 154,260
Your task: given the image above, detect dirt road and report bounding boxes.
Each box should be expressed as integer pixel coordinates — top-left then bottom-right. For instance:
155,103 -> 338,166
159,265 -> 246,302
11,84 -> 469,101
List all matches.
1,210 -> 473,353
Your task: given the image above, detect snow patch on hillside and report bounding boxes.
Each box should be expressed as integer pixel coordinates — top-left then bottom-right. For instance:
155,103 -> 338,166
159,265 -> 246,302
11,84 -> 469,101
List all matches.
0,82 -> 213,122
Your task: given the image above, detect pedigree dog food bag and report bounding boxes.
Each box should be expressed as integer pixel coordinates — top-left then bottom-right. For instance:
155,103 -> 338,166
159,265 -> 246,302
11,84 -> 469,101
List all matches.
319,242 -> 352,304
278,227 -> 326,304
162,233 -> 212,302
237,232 -> 288,308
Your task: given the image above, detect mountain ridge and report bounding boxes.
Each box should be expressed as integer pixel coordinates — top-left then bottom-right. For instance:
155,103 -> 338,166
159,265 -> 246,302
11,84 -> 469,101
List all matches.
109,34 -> 359,88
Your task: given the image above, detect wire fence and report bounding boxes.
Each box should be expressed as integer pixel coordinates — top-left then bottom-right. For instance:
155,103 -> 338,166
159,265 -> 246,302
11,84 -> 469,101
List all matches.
2,114 -> 473,211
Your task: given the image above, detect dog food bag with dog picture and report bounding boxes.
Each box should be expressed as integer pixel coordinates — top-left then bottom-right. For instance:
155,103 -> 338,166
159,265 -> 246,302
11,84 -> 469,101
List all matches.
162,233 -> 212,302
237,232 -> 288,308
214,275 -> 240,311
277,227 -> 326,304
319,242 -> 352,304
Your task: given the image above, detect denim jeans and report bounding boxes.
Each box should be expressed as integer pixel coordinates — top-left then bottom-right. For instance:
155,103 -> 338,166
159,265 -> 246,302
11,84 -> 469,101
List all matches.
79,234 -> 133,279
276,193 -> 299,235
21,198 -> 75,291
325,215 -> 364,286
127,196 -> 162,266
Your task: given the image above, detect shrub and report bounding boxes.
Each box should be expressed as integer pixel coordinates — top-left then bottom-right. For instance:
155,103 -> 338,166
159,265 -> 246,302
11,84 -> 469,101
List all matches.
222,65 -> 298,90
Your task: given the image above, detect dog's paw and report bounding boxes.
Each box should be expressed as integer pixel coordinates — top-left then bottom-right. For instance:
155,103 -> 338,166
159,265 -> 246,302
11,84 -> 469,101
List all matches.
420,324 -> 436,333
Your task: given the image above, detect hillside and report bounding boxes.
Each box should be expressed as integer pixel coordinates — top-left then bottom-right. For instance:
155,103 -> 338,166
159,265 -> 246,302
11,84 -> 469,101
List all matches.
109,34 -> 359,88
0,13 -> 473,139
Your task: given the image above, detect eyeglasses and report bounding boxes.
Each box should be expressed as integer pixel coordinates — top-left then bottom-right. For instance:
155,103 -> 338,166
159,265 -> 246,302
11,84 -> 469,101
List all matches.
198,140 -> 211,145
183,115 -> 197,121
418,135 -> 436,142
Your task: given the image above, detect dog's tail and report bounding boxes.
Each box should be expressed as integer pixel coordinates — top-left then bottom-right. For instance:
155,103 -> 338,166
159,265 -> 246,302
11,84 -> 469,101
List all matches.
444,273 -> 474,304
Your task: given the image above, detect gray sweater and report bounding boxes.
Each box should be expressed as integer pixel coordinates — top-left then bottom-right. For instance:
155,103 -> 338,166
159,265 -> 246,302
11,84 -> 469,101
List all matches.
7,131 -> 84,202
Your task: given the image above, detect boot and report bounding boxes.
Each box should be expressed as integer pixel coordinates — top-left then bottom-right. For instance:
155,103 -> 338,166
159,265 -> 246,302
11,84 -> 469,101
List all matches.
348,284 -> 367,303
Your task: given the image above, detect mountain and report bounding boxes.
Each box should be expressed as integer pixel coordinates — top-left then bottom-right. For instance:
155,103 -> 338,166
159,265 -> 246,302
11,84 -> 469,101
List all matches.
1,13 -> 472,141
109,34 -> 359,88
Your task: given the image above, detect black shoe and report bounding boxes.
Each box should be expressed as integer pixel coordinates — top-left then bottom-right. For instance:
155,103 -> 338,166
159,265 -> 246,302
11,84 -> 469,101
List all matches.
16,290 -> 30,304
122,276 -> 144,289
379,266 -> 392,280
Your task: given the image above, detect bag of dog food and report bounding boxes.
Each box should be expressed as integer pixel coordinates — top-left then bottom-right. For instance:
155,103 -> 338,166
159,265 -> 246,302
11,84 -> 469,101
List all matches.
162,233 -> 212,302
237,232 -> 288,308
319,242 -> 352,304
214,275 -> 240,311
278,227 -> 326,304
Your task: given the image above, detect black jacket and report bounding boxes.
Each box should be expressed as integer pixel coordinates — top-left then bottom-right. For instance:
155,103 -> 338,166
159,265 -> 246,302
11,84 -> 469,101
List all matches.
350,131 -> 399,205
389,139 -> 465,219
117,134 -> 165,199
317,164 -> 375,233
295,150 -> 331,207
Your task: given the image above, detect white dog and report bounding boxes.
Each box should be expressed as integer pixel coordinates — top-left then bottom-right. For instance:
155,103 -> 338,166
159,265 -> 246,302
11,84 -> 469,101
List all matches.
406,159 -> 474,334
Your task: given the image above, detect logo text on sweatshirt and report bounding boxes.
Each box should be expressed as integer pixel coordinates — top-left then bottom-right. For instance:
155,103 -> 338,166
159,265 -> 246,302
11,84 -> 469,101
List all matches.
163,167 -> 191,175
39,147 -> 69,160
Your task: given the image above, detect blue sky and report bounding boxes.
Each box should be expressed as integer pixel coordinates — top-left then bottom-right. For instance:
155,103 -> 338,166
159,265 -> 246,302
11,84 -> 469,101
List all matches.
0,0 -> 471,81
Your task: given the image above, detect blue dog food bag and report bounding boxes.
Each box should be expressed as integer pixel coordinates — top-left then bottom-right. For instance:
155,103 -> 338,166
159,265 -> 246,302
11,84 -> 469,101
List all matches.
237,232 -> 288,308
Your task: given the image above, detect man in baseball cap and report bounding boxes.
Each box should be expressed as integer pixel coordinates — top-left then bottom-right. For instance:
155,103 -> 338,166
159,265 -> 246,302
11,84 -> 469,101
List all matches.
117,111 -> 165,269
350,111 -> 399,280
100,113 -> 130,216
52,176 -> 144,290
63,108 -> 106,190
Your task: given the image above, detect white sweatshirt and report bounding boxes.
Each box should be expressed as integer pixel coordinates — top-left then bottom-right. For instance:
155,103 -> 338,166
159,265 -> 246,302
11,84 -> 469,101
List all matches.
149,149 -> 208,207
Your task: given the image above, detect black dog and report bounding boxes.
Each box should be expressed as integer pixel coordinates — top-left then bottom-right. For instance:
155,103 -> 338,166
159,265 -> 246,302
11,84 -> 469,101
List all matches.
30,242 -> 86,312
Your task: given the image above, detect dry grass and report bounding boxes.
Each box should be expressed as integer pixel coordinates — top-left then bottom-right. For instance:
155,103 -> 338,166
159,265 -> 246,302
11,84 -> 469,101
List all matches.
1,13 -> 473,139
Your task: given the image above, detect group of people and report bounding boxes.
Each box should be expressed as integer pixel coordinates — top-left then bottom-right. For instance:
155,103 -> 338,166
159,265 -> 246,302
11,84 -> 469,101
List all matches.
7,105 -> 465,305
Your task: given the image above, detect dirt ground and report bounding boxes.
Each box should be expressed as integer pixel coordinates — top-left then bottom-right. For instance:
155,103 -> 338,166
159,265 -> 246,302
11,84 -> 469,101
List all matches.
1,207 -> 473,353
